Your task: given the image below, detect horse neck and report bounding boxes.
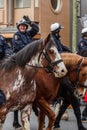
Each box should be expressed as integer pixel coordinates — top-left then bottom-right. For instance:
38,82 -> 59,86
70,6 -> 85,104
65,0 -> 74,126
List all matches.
60,53 -> 82,69
28,53 -> 40,66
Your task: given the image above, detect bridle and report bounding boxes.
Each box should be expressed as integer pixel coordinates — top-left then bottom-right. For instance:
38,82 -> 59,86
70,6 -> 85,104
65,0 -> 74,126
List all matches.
38,50 -> 63,73
69,58 -> 87,89
26,39 -> 63,73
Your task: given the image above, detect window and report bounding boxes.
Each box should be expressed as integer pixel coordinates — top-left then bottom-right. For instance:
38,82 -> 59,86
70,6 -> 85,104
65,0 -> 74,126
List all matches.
35,0 -> 39,7
14,0 -> 31,8
0,0 -> 4,8
49,0 -> 63,14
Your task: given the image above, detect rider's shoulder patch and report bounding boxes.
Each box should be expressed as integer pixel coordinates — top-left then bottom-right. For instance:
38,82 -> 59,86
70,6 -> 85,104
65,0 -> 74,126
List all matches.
80,42 -> 84,46
14,35 -> 19,40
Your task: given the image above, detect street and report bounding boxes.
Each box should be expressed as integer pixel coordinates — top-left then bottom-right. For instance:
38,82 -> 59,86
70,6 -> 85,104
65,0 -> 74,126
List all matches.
2,106 -> 87,130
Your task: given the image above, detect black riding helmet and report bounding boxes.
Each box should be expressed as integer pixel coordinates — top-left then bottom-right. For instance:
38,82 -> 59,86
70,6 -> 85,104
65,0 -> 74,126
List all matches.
16,19 -> 28,30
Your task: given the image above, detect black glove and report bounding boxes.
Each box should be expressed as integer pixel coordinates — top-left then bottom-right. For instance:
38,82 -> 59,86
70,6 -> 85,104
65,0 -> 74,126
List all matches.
23,15 -> 31,24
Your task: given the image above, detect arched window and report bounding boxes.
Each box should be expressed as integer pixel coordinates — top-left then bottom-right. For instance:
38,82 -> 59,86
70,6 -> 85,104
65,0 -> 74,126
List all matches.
49,0 -> 63,14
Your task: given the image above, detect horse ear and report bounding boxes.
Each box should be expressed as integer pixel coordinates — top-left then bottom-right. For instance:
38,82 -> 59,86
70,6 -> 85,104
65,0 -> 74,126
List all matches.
77,57 -> 83,66
44,33 -> 51,45
82,57 -> 87,66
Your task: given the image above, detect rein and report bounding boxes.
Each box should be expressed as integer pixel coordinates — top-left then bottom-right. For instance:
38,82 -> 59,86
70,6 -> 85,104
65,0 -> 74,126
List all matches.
70,59 -> 87,89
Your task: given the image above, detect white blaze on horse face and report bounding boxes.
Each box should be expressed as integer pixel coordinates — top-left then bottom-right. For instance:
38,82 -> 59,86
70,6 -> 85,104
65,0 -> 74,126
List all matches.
13,69 -> 24,91
51,46 -> 67,78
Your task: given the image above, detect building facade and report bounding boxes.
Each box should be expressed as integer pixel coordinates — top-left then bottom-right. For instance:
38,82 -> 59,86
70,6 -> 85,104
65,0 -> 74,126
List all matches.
0,0 -> 72,48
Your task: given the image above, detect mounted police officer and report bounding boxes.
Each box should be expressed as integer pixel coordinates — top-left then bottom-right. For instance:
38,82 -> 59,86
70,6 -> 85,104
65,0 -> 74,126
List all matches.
12,15 -> 39,129
50,23 -> 71,53
0,35 -> 13,109
0,35 -> 13,60
12,16 -> 39,53
50,23 -> 73,126
77,27 -> 87,52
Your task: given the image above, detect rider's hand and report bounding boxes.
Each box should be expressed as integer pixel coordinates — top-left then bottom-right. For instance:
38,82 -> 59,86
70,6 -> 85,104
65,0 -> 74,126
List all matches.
23,15 -> 31,25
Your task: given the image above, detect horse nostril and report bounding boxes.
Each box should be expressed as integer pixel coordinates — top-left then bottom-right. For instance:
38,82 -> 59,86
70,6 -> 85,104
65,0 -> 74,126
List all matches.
79,93 -> 83,97
61,69 -> 65,73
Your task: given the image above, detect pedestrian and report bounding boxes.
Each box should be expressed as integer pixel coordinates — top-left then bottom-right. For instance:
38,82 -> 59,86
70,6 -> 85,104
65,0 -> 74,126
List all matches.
77,27 -> 87,122
12,15 -> 39,128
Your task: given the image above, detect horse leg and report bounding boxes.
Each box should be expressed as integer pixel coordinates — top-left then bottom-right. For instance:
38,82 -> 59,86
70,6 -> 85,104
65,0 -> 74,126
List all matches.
13,110 -> 21,129
71,95 -> 87,130
37,97 -> 56,130
64,89 -> 87,130
38,110 -> 45,130
0,110 -> 7,130
53,99 -> 70,130
21,104 -> 32,130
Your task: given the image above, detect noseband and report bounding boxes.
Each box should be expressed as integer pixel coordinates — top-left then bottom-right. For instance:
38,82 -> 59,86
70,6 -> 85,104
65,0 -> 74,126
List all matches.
71,59 -> 87,89
40,51 -> 63,72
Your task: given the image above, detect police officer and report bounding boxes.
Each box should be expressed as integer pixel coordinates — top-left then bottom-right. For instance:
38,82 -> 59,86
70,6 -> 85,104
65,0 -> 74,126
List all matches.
0,35 -> 13,60
50,23 -> 71,53
12,16 -> 39,129
0,35 -> 13,105
77,27 -> 87,53
77,28 -> 87,122
12,16 -> 39,53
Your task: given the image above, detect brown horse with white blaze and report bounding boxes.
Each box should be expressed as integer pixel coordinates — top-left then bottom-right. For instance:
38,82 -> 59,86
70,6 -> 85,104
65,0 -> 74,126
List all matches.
33,53 -> 87,130
0,34 -> 67,130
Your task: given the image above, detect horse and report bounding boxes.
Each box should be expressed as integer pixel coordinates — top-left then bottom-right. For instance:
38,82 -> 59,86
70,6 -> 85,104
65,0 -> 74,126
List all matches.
53,49 -> 87,130
0,34 -> 67,130
33,53 -> 87,130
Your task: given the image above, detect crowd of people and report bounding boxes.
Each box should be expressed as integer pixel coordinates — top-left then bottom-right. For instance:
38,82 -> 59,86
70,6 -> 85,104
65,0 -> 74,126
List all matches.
0,15 -> 87,128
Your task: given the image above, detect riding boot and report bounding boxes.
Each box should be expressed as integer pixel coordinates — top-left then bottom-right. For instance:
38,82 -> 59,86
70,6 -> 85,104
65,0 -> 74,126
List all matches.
13,110 -> 21,128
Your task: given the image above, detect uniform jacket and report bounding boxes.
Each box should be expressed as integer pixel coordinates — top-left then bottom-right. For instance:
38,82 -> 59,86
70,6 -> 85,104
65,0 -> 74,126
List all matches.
77,38 -> 87,52
51,34 -> 71,53
12,23 -> 39,53
0,35 -> 13,60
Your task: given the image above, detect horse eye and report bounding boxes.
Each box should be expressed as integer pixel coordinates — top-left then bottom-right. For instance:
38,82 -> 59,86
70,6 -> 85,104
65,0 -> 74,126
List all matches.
82,73 -> 86,77
49,50 -> 54,54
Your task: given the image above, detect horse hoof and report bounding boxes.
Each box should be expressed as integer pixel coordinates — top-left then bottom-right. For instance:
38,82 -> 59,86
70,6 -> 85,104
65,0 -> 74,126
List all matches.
13,122 -> 22,129
61,111 -> 69,121
53,127 -> 61,130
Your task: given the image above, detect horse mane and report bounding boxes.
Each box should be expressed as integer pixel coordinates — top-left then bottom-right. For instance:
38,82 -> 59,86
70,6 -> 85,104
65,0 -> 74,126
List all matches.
1,39 -> 43,71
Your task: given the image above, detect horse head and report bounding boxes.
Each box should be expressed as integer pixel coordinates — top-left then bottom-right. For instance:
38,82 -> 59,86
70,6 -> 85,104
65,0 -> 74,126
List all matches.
69,58 -> 87,98
40,33 -> 67,78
